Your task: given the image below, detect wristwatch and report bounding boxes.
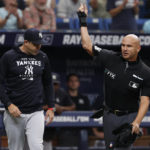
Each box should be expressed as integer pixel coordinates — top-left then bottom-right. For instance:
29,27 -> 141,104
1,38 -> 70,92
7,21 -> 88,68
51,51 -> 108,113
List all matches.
48,107 -> 56,112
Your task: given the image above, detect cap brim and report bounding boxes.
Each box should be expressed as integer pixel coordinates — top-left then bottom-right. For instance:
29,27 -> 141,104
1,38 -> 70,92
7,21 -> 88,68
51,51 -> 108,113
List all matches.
31,39 -> 45,45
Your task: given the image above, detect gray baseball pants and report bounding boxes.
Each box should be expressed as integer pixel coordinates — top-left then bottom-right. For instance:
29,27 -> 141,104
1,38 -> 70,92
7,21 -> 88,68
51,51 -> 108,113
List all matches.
103,110 -> 137,150
3,110 -> 45,150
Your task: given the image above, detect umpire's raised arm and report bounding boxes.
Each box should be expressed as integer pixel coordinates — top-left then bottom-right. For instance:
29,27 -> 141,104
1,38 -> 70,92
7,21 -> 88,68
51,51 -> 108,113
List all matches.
77,4 -> 93,56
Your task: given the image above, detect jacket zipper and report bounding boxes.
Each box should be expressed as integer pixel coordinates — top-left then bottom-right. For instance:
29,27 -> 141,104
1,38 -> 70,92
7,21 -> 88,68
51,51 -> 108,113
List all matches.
124,61 -> 129,73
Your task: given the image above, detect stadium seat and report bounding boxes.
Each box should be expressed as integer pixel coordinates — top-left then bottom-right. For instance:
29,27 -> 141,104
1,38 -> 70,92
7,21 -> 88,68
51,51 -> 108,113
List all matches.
56,18 -> 74,30
87,18 -> 103,30
86,0 -> 91,15
102,18 -> 112,31
74,17 -> 103,31
102,18 -> 147,32
56,0 -> 59,4
142,19 -> 150,33
136,18 -> 148,31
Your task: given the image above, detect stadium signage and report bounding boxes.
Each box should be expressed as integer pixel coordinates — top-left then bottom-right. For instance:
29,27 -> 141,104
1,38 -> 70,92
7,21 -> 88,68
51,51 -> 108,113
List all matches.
62,34 -> 150,46
53,116 -> 90,122
15,33 -> 54,45
0,34 -> 6,45
139,35 -> 150,46
0,110 -> 150,127
63,34 -> 81,45
1,31 -> 150,47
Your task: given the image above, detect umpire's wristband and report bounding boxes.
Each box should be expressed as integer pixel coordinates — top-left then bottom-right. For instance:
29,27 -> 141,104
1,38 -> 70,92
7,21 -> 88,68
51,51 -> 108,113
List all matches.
77,11 -> 87,27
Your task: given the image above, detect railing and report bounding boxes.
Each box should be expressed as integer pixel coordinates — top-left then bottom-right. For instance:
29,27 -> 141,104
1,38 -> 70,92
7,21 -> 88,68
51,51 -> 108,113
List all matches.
0,110 -> 150,150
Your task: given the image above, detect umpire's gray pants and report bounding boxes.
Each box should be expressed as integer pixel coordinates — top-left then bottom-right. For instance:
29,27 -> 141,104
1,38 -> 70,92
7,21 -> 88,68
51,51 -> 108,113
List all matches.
3,110 -> 45,150
103,110 -> 137,150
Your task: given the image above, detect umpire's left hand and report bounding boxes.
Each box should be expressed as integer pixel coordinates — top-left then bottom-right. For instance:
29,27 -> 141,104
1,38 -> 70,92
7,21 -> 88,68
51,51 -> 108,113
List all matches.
131,122 -> 140,134
45,109 -> 54,125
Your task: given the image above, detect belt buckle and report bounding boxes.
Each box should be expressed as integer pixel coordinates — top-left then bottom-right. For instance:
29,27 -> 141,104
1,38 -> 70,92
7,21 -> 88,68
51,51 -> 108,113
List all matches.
114,110 -> 120,115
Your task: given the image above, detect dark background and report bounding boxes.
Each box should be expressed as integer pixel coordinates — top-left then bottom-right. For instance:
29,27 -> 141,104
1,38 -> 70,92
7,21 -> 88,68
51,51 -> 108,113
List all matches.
1,44 -> 150,104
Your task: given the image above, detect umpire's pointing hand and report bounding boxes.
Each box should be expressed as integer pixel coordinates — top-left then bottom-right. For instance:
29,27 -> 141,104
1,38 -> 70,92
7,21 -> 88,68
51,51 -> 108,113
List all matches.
78,3 -> 88,16
45,109 -> 54,125
8,104 -> 21,117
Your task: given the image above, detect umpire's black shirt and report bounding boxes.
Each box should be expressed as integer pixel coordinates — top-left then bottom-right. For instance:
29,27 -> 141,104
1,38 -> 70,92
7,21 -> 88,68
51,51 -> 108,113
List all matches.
93,45 -> 150,111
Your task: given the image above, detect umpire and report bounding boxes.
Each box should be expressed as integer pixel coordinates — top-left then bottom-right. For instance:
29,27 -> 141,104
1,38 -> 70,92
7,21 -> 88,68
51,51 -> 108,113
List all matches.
77,4 -> 150,150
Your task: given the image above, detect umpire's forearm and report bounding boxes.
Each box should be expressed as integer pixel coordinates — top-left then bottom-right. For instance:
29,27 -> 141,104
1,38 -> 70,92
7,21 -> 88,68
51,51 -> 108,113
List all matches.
81,27 -> 93,56
133,96 -> 150,125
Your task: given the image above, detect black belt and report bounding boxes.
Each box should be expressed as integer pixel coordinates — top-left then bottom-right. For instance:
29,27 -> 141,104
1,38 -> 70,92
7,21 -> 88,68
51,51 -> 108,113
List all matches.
105,107 -> 137,116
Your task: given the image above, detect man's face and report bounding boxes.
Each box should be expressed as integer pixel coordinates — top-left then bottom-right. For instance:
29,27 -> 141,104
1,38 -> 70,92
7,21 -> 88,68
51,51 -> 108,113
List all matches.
67,76 -> 80,91
36,0 -> 47,5
72,0 -> 78,4
35,0 -> 47,10
24,41 -> 41,55
121,36 -> 141,61
5,0 -> 18,8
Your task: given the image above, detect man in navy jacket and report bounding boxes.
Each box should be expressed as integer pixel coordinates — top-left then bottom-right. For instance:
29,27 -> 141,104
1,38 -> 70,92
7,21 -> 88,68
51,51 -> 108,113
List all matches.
0,28 -> 55,150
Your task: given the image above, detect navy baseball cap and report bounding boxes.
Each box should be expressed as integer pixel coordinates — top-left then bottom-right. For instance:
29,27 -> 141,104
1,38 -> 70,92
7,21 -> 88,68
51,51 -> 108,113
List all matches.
24,28 -> 45,45
52,73 -> 60,84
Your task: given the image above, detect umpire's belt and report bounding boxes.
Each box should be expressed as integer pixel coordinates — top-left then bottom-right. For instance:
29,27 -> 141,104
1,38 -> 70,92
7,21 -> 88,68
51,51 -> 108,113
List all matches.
106,107 -> 137,116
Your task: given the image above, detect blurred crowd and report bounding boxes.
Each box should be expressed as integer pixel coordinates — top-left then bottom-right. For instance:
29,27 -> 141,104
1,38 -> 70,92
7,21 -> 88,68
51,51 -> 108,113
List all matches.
43,72 -> 104,150
0,0 -> 150,32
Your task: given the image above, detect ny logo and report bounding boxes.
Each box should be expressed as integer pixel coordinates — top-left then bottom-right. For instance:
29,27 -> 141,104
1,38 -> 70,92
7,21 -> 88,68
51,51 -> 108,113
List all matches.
25,65 -> 33,75
39,33 -> 43,38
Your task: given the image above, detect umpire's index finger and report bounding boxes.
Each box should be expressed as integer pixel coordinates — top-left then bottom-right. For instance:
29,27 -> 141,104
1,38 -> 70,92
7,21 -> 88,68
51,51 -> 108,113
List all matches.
80,0 -> 86,4
78,3 -> 84,12
83,4 -> 88,14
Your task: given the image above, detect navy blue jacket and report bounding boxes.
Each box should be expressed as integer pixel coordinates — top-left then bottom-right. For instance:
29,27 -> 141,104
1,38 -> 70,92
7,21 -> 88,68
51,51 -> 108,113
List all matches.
0,46 -> 54,113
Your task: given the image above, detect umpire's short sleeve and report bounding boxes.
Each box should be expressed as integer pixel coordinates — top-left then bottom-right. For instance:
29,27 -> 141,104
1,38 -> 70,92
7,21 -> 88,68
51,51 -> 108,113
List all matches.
93,45 -> 115,67
141,76 -> 150,97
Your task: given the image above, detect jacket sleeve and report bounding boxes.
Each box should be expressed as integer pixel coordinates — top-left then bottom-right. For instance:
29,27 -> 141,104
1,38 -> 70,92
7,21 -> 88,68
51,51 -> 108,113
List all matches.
42,54 -> 55,108
0,53 -> 12,108
93,45 -> 117,68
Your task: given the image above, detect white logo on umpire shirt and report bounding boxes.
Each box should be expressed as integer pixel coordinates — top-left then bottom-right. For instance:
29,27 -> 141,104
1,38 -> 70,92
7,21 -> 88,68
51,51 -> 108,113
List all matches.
129,81 -> 139,89
105,68 -> 116,79
133,74 -> 143,81
94,45 -> 102,52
